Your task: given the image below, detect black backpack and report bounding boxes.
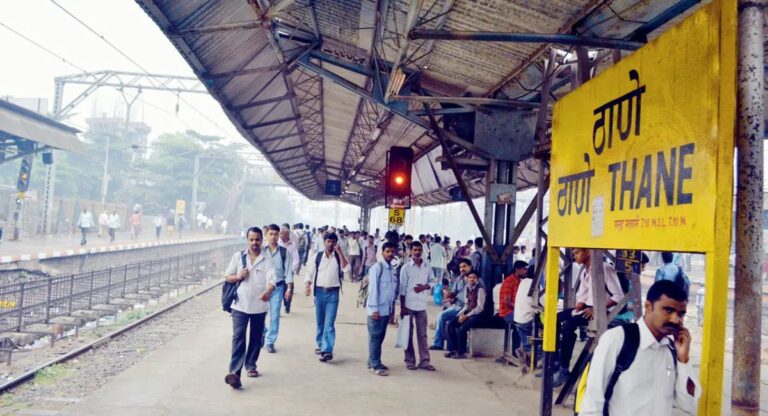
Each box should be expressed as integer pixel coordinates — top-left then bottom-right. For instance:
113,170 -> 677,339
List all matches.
222,251 -> 246,312
674,266 -> 691,298
574,323 -> 678,415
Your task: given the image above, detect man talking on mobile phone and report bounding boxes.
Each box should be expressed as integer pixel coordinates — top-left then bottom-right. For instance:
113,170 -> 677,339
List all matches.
580,280 -> 700,415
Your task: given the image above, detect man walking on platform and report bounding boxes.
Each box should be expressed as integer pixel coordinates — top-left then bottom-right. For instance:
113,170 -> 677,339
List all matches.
98,210 -> 109,239
365,242 -> 397,376
107,210 -> 120,242
305,232 -> 347,363
76,208 -> 94,246
347,231 -> 362,282
263,224 -> 292,353
224,227 -> 276,389
278,225 -> 299,314
399,241 -> 436,371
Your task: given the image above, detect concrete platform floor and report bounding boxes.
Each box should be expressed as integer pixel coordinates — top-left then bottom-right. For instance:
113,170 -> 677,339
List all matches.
60,283 -> 572,416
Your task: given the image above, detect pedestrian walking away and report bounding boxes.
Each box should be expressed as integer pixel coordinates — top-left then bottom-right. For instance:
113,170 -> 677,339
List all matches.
304,232 -> 347,363
578,280 -> 700,415
365,242 -> 398,376
223,227 -> 276,389
76,208 -> 94,246
399,241 -> 436,371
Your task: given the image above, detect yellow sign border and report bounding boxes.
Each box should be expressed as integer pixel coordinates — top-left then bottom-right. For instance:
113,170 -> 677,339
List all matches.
542,1 -> 735,415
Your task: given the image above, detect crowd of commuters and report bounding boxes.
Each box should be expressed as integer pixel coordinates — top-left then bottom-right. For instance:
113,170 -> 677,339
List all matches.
222,225 -> 699,415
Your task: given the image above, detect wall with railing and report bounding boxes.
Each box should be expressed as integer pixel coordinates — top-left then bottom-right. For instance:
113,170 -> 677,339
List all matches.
0,243 -> 239,333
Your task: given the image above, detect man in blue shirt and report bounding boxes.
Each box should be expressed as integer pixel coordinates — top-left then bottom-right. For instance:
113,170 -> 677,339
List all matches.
365,242 -> 398,376
263,224 -> 292,353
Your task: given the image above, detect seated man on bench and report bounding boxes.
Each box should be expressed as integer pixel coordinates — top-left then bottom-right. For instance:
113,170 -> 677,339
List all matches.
445,270 -> 486,359
553,248 -> 624,387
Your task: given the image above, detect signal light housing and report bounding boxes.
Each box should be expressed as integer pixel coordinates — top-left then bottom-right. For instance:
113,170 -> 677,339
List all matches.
385,146 -> 413,204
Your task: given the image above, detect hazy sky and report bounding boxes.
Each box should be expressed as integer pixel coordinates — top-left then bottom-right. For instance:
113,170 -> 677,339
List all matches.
0,0 -> 369,228
0,0 -> 242,143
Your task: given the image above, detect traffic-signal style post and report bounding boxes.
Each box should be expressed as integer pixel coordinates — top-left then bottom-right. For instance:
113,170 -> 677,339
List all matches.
385,146 -> 413,208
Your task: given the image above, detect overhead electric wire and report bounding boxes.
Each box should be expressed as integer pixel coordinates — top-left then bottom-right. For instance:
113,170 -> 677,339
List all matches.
0,21 -> 88,73
48,0 -> 242,144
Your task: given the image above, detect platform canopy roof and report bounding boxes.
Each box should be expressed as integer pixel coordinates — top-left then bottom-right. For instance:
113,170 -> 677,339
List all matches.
0,99 -> 83,161
137,0 -> 704,208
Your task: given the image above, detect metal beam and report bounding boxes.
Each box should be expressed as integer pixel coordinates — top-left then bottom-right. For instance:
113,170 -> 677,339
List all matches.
410,30 -> 643,50
206,64 -> 283,79
392,95 -> 539,108
383,0 -> 424,103
258,131 -> 301,144
267,143 -> 304,155
272,153 -> 306,164
625,0 -> 702,42
231,91 -> 292,112
246,115 -> 300,130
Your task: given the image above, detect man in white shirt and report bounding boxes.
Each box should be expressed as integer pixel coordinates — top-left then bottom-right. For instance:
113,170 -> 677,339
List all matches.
554,248 -> 625,386
223,227 -> 277,389
304,232 -> 347,363
98,211 -> 109,238
107,210 -> 120,242
399,241 -> 436,371
580,280 -> 700,415
429,236 -> 447,283
347,231 -> 362,281
76,208 -> 94,246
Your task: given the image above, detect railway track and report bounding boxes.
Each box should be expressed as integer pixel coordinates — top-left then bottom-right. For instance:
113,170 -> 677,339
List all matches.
0,277 -> 223,395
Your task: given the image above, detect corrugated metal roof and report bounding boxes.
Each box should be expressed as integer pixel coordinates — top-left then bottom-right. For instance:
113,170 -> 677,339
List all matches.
137,0 -> 703,208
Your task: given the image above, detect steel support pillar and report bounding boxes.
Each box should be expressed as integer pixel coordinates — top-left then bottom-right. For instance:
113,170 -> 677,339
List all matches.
732,1 -> 765,414
360,206 -> 371,232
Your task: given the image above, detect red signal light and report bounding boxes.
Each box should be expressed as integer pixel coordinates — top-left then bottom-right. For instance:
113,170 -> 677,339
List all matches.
393,174 -> 405,185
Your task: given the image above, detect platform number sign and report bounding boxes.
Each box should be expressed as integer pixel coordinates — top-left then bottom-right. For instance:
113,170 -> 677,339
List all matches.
615,249 -> 642,275
388,208 -> 405,227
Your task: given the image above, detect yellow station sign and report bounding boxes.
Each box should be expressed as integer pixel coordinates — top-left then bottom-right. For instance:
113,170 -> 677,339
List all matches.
388,208 -> 405,226
548,1 -> 735,253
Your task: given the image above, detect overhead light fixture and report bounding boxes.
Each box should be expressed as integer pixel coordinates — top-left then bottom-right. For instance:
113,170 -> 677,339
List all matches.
371,127 -> 382,142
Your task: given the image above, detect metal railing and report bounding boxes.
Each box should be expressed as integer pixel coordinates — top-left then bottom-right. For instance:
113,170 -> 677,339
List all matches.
0,247 -> 234,333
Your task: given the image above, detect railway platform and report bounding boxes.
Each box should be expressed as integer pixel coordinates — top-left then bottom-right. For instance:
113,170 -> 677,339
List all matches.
58,282 -> 571,416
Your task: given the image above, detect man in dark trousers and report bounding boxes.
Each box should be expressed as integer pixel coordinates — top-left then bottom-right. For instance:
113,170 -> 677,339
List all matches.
223,227 -> 276,389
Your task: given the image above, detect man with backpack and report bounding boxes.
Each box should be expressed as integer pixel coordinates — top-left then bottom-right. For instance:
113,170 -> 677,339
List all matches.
223,227 -> 276,389
304,232 -> 347,363
365,242 -> 398,376
655,251 -> 691,299
262,224 -> 293,353
578,280 -> 700,415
